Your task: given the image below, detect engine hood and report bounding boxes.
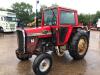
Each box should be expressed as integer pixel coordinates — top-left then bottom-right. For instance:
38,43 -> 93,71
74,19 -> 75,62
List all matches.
24,26 -> 52,37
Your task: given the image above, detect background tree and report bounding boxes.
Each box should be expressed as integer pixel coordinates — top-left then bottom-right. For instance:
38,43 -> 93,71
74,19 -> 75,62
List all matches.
92,11 -> 100,25
78,14 -> 96,26
78,14 -> 90,25
12,2 -> 34,26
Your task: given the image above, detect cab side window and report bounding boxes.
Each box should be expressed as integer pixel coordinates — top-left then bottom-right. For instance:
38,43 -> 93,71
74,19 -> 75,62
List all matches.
60,11 -> 75,25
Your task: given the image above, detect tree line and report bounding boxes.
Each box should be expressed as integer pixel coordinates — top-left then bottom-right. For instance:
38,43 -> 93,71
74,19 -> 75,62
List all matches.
78,11 -> 100,26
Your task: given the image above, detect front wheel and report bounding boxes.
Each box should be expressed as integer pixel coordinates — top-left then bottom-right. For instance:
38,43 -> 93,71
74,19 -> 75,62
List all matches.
68,31 -> 89,60
33,53 -> 52,75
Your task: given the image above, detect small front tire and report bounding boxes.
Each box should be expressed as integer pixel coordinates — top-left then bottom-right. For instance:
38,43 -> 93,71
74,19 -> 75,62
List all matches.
33,53 -> 52,75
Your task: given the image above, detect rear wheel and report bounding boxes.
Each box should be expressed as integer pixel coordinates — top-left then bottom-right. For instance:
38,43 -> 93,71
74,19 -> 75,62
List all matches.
68,31 -> 89,60
33,53 -> 52,75
16,50 -> 32,61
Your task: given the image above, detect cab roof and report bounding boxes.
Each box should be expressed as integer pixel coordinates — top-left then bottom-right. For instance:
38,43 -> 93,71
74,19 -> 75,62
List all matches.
44,6 -> 77,12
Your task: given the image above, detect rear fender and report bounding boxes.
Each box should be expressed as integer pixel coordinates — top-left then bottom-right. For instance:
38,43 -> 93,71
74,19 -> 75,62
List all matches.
68,27 -> 90,45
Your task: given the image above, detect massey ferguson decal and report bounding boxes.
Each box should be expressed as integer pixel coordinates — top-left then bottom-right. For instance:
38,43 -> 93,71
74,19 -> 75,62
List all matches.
27,31 -> 52,37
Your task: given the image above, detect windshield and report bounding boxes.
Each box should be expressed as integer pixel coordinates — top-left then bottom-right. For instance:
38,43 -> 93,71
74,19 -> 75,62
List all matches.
44,9 -> 57,26
4,16 -> 16,22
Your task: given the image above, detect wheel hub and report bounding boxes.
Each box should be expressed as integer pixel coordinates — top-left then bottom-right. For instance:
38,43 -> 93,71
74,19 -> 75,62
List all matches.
78,38 -> 87,55
39,59 -> 50,72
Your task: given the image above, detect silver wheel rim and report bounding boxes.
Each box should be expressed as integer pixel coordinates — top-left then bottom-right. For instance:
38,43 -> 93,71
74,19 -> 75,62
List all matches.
39,58 -> 50,72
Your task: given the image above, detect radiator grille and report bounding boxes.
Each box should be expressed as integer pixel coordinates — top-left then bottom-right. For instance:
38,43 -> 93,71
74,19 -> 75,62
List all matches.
16,30 -> 25,51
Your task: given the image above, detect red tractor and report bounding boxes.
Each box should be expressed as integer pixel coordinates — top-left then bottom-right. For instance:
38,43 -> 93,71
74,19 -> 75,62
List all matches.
16,7 -> 90,75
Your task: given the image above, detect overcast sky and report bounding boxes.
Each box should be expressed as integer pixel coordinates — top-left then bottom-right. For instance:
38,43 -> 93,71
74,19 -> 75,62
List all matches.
0,0 -> 100,14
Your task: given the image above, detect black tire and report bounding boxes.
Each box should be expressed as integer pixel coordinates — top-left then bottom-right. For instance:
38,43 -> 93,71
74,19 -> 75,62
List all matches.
0,27 -> 3,32
33,53 -> 52,75
16,50 -> 31,61
68,31 -> 89,60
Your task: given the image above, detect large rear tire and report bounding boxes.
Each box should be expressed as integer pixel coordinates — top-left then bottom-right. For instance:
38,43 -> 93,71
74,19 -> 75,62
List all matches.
33,53 -> 52,75
68,31 -> 89,60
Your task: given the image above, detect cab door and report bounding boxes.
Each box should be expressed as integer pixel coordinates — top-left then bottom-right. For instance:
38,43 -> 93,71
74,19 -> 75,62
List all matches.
58,10 -> 76,45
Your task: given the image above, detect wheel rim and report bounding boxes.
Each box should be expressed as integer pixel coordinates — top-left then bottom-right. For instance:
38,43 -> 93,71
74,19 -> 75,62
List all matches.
78,37 -> 88,55
39,58 -> 50,72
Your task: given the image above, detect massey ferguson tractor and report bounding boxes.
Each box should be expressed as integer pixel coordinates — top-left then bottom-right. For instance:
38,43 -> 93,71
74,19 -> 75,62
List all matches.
16,7 -> 90,75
